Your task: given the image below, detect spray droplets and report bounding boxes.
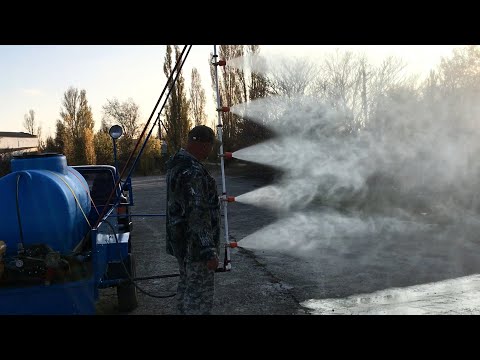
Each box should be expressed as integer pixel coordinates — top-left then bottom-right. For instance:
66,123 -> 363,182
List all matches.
227,50 -> 480,257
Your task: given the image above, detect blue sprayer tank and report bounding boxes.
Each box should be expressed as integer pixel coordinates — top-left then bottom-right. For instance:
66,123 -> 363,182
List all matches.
0,153 -> 91,257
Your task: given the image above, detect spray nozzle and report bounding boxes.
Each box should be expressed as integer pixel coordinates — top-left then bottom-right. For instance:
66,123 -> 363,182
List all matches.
219,152 -> 233,159
225,242 -> 238,248
212,59 -> 227,67
216,106 -> 230,113
221,195 -> 235,203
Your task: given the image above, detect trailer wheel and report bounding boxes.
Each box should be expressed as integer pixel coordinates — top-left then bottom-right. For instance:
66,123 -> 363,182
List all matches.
117,253 -> 138,312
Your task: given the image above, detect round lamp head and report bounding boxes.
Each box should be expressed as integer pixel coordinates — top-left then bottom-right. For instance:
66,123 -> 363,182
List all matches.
109,125 -> 123,140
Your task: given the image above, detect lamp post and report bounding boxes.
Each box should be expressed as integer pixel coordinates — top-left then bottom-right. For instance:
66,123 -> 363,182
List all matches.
109,125 -> 123,181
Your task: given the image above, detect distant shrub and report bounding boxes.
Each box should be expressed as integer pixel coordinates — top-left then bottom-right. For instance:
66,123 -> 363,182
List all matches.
0,153 -> 12,177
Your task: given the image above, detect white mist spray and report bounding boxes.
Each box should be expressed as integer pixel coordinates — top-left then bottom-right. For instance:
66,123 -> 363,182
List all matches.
226,51 -> 480,257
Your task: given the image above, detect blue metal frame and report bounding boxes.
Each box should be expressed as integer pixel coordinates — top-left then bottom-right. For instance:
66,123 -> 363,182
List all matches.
0,279 -> 97,315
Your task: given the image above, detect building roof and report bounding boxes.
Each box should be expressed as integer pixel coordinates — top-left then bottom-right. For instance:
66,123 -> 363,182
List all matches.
0,132 -> 37,138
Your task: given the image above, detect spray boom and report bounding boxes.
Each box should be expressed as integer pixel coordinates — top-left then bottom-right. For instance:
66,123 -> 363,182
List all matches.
212,45 -> 232,272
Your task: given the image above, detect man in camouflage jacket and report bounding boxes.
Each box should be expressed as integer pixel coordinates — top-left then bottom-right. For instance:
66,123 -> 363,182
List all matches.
165,125 -> 221,315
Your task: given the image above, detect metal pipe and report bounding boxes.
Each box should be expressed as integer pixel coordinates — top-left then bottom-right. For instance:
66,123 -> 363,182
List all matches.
112,138 -> 119,182
213,45 -> 231,271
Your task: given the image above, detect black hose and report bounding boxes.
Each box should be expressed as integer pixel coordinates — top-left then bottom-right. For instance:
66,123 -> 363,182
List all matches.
130,274 -> 180,281
103,220 -> 177,299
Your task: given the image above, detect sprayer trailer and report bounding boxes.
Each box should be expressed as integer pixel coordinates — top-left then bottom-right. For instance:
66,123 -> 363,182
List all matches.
0,152 -> 138,315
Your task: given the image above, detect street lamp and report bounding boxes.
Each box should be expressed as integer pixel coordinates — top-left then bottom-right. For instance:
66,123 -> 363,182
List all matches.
109,125 -> 123,179
161,141 -> 168,156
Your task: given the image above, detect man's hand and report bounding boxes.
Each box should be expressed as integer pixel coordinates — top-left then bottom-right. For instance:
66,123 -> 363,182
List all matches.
206,255 -> 219,271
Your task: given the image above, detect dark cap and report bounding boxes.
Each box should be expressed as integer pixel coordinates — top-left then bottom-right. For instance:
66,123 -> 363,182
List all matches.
188,125 -> 215,144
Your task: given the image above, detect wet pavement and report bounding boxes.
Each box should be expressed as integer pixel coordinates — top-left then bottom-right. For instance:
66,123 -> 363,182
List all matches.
302,274 -> 480,315
96,169 -> 480,315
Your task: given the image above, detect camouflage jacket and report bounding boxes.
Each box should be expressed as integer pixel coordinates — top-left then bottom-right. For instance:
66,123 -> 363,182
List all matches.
165,149 -> 221,262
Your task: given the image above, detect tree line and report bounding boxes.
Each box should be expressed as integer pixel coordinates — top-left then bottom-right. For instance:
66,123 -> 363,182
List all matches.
2,45 -> 480,180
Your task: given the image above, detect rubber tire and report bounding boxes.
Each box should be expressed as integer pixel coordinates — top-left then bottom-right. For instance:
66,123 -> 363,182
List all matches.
117,253 -> 138,312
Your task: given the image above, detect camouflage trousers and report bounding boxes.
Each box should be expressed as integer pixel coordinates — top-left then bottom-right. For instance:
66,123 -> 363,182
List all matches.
176,257 -> 215,315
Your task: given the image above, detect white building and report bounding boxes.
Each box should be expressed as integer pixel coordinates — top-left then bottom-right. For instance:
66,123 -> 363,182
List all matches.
0,132 -> 38,155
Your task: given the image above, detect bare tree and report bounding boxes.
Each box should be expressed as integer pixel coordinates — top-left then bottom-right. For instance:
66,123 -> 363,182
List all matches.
436,45 -> 480,130
238,45 -> 273,148
102,98 -> 141,139
23,109 -> 36,135
23,109 -> 44,150
311,49 -> 410,133
269,56 -> 318,97
366,56 -> 414,135
189,67 -> 207,126
313,49 -> 367,130
36,123 -> 45,151
247,46 -> 270,101
438,45 -> 480,92
369,56 -> 409,99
